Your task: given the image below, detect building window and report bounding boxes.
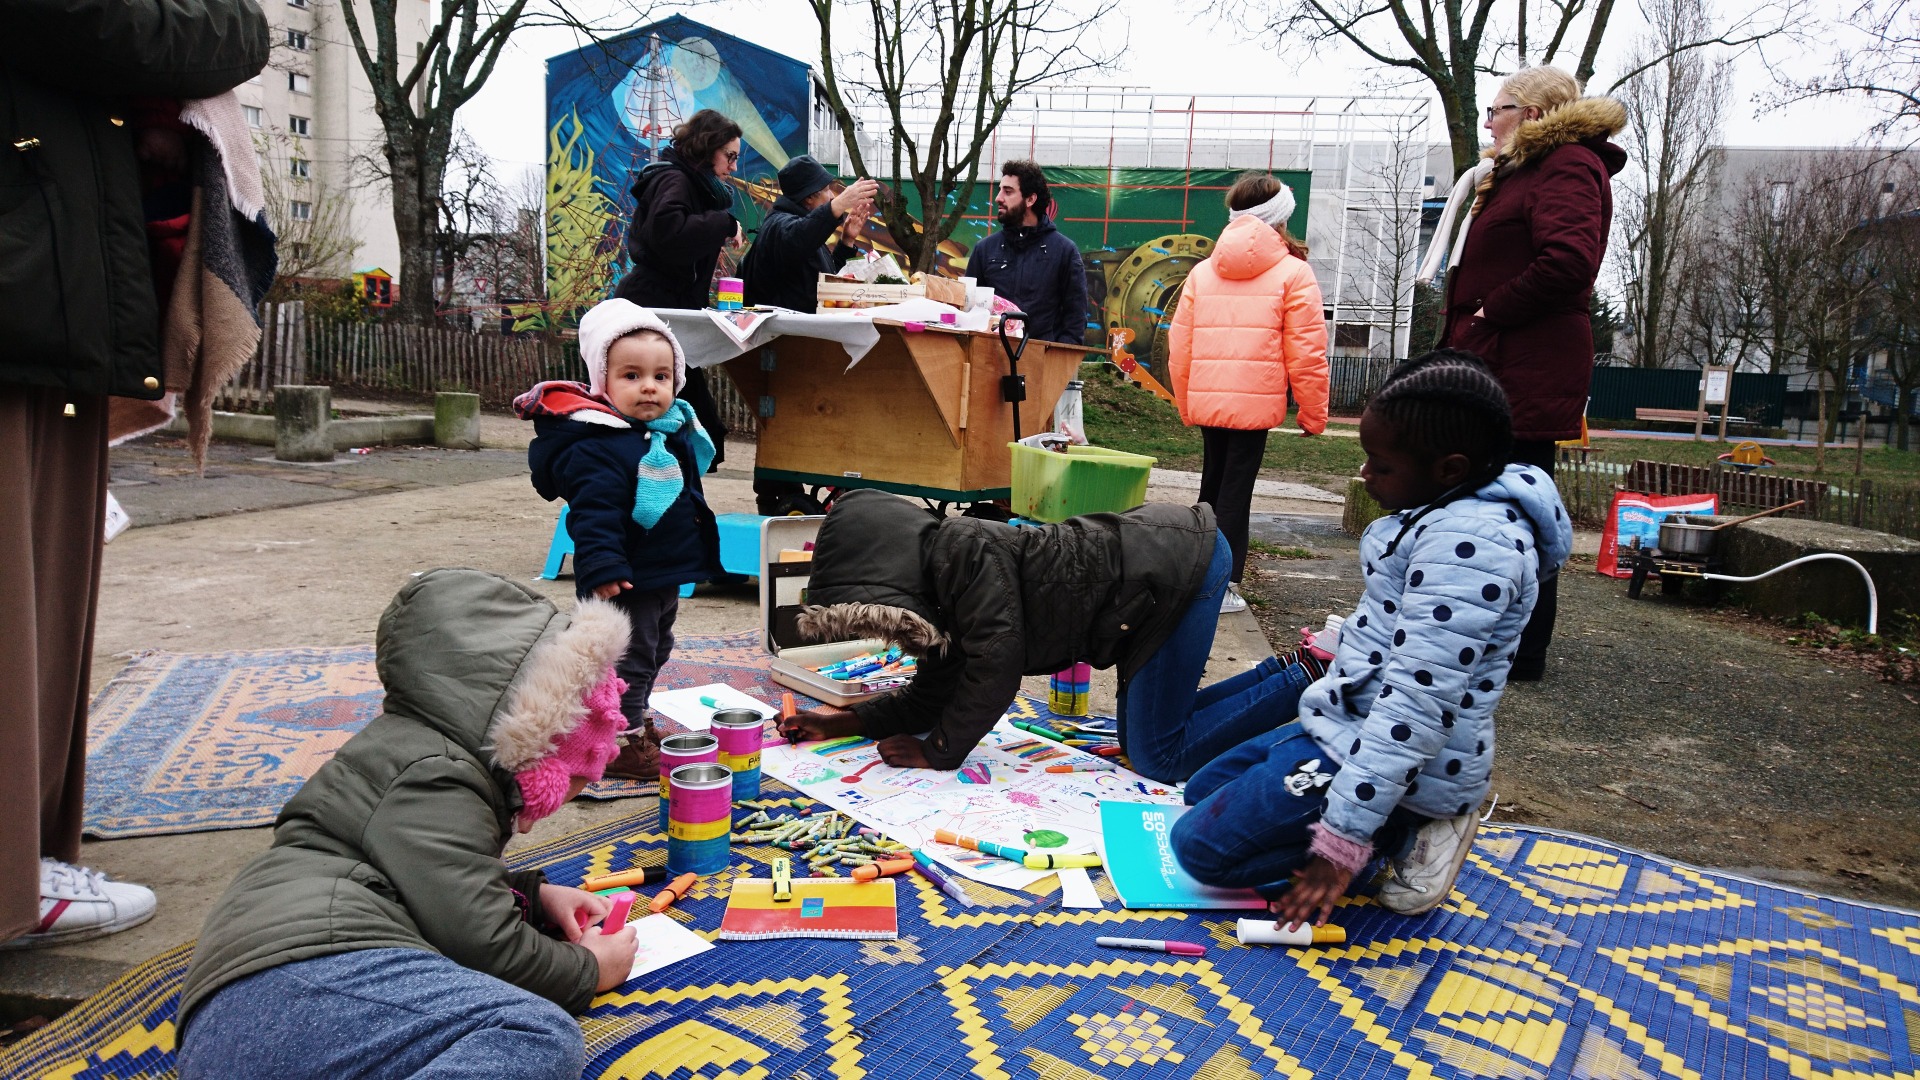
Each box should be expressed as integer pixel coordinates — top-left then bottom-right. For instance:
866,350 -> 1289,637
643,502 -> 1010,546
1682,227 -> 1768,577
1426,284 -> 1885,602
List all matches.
290,200 -> 313,221
288,115 -> 310,136
289,72 -> 311,94
288,0 -> 307,7
289,242 -> 310,260
1769,180 -> 1792,222
289,158 -> 310,180
286,28 -> 308,50
1333,323 -> 1372,349
242,105 -> 263,128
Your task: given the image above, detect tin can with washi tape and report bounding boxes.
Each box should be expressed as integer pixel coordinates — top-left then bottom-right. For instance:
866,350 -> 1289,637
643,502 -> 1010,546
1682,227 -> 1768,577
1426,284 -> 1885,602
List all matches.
709,709 -> 765,801
666,762 -> 733,875
657,732 -> 719,828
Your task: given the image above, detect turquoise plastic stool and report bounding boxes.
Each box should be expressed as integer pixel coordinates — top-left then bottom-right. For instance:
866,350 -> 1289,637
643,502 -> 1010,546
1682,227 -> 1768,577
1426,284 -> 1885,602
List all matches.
541,507 -> 763,598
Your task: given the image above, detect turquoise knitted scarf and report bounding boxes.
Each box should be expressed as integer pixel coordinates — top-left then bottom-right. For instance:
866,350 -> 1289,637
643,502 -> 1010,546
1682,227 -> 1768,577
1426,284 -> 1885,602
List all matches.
631,398 -> 715,529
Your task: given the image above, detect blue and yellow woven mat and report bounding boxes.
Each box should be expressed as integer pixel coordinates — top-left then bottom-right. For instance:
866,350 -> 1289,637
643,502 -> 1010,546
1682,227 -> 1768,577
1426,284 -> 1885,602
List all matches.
16,783 -> 1920,1078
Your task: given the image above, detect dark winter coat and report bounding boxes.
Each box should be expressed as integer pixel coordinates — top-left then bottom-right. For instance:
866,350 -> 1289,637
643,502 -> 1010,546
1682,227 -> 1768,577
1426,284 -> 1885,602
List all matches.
612,147 -> 738,312
181,570 -> 628,1028
520,384 -> 722,597
968,218 -> 1091,346
739,195 -> 857,312
1441,97 -> 1627,442
0,0 -> 268,398
797,489 -> 1217,769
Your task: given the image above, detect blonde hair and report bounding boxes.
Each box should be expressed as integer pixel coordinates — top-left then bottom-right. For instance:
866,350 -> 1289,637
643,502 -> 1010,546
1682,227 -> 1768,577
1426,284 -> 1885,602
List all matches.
1500,66 -> 1581,127
1224,172 -> 1309,259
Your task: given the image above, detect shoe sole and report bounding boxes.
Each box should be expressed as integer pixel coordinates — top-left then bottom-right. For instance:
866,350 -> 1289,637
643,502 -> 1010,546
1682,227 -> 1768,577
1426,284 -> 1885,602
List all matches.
0,905 -> 156,950
1378,815 -> 1480,916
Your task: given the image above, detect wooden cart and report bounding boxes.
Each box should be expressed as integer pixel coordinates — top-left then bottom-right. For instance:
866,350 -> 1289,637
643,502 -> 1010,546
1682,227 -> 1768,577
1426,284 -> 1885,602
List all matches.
721,323 -> 1087,512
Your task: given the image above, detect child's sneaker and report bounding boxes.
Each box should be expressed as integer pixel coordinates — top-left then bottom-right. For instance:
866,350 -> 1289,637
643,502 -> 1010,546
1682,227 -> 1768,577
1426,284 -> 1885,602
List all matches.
0,859 -> 156,949
1375,811 -> 1479,915
1220,583 -> 1248,613
604,717 -> 662,782
1298,613 -> 1343,661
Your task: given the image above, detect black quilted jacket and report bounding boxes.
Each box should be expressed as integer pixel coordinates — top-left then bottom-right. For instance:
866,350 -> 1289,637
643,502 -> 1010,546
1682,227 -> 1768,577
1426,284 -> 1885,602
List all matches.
803,489 -> 1216,768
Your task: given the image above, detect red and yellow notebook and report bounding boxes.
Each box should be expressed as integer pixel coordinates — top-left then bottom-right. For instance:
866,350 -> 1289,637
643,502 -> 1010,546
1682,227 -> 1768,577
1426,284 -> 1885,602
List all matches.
718,877 -> 898,940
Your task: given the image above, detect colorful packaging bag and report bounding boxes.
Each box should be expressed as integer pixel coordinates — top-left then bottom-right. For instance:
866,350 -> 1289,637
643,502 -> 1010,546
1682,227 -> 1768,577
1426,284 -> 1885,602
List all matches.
1596,491 -> 1720,577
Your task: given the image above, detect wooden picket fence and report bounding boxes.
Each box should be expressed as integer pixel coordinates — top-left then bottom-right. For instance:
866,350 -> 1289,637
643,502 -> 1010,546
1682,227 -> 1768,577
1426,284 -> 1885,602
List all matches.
213,307 -> 762,435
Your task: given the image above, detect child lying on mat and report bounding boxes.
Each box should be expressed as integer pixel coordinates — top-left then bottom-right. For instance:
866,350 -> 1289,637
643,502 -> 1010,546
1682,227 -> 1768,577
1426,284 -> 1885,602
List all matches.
177,569 -> 640,1080
1170,350 -> 1571,927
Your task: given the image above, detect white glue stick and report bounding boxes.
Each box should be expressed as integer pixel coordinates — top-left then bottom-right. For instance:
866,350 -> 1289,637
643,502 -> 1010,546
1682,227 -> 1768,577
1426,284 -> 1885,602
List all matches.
1236,919 -> 1348,946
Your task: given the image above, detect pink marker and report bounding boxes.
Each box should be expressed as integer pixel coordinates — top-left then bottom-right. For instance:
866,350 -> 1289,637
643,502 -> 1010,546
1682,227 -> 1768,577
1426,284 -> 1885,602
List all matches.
602,892 -> 635,932
1096,936 -> 1207,957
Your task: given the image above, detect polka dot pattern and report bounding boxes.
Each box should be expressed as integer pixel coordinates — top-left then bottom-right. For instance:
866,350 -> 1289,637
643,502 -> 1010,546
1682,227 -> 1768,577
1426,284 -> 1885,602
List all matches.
1456,541 -> 1475,559
1356,783 -> 1376,801
1433,605 -> 1452,622
1459,647 -> 1475,665
1414,669 -> 1433,685
1446,759 -> 1462,775
1390,723 -> 1412,741
1409,570 -> 1424,587
1482,583 -> 1501,601
1394,630 -> 1406,646
1384,600 -> 1397,614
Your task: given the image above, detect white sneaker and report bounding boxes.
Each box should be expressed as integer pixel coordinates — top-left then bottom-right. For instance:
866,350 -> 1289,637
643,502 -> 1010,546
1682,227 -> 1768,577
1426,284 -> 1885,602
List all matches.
0,859 -> 157,949
1220,583 -> 1249,613
1375,811 -> 1479,915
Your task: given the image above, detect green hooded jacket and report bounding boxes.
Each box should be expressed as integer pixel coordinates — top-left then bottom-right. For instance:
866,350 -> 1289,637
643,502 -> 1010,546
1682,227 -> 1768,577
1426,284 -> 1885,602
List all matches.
179,570 -> 631,1028
0,0 -> 267,398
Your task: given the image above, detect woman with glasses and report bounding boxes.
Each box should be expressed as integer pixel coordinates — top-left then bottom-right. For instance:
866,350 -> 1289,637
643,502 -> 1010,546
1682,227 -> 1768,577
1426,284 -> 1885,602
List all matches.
1417,65 -> 1625,682
614,108 -> 745,466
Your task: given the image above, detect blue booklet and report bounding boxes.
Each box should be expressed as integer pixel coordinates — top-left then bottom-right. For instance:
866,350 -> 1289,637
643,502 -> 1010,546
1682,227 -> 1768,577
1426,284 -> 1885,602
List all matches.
1097,801 -> 1270,910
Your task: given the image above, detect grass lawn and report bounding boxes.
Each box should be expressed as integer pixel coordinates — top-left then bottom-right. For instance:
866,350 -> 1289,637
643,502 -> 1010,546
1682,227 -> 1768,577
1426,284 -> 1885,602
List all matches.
1083,363 -> 1920,495
1081,365 -> 1364,491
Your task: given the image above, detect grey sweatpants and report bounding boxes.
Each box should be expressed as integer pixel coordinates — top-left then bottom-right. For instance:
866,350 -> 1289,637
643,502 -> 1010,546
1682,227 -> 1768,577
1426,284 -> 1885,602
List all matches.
178,948 -> 584,1080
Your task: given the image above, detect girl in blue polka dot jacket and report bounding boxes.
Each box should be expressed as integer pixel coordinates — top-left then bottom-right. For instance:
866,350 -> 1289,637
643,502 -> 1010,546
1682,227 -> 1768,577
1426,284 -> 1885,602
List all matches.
1170,349 -> 1572,929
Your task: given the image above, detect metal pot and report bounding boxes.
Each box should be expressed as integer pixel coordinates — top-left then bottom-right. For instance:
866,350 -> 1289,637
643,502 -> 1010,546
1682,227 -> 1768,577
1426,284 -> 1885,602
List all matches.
1657,515 -> 1719,556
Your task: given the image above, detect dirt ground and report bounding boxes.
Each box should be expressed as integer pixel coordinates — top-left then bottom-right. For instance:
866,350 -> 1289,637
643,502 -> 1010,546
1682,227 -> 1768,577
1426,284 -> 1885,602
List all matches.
1242,512 -> 1920,909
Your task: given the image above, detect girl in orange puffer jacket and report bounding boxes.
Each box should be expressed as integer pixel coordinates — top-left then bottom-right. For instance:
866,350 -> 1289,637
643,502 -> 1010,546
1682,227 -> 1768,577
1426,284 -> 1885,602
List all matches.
1169,173 -> 1331,611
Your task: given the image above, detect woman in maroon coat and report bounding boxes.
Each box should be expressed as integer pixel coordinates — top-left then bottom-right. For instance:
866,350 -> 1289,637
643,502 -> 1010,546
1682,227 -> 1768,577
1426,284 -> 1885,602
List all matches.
1439,66 -> 1625,680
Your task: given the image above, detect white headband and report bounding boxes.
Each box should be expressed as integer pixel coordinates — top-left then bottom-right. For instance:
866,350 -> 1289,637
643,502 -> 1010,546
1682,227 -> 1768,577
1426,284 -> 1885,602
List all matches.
1227,184 -> 1296,230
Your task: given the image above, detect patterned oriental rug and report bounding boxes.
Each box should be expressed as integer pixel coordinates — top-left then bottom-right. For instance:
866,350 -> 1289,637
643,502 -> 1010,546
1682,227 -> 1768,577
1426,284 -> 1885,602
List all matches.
13,780 -> 1920,1079
81,632 -> 791,839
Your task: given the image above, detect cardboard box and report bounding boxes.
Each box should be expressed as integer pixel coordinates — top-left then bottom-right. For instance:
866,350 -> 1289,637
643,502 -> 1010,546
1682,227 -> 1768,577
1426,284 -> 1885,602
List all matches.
816,278 -> 924,311
759,515 -> 913,706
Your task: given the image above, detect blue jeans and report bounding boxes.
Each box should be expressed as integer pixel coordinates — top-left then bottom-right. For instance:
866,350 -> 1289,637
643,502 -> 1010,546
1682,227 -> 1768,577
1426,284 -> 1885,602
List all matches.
1119,532 -> 1315,783
1171,722 -> 1422,897
178,949 -> 585,1080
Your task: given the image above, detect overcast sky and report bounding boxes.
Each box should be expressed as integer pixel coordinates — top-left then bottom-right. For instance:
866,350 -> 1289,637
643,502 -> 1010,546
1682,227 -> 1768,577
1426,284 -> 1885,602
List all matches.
458,0 -> 1879,178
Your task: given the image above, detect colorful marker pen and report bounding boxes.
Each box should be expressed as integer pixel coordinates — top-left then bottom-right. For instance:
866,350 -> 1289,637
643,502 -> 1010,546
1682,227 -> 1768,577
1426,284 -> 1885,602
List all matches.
582,864 -> 669,892
1045,762 -> 1115,773
910,850 -> 976,908
601,891 -> 635,931
772,857 -> 793,902
852,856 -> 914,881
1096,936 -> 1207,957
1010,720 -> 1068,743
932,829 -> 1029,865
1023,852 -> 1104,870
649,872 -> 698,914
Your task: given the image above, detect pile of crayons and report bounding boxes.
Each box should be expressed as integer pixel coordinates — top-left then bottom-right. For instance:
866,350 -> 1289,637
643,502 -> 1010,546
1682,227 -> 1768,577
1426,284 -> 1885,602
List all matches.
812,647 -> 917,685
732,809 -> 976,905
1009,718 -> 1124,758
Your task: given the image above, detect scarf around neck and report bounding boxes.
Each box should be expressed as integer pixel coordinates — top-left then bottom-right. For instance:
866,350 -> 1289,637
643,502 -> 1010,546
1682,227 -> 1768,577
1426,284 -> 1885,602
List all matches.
631,398 -> 715,529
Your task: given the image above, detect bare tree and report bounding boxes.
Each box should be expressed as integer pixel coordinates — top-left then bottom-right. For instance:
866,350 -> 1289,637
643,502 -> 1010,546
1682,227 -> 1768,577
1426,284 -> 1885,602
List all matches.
255,130 -> 361,289
1671,209 -> 1767,370
1783,0 -> 1918,140
1347,114 -> 1429,358
1786,159 -> 1889,468
1864,163 -> 1920,448
1217,0 -> 1798,176
807,0 -> 1121,273
330,0 -> 647,324
1612,0 -> 1730,368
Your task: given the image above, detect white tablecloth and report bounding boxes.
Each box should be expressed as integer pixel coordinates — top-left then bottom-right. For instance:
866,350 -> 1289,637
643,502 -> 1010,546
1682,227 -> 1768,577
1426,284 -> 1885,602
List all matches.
652,309 -> 884,370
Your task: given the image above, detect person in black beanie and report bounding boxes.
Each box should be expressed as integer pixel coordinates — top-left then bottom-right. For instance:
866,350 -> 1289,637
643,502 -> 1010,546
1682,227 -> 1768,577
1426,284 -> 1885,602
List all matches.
741,157 -> 878,313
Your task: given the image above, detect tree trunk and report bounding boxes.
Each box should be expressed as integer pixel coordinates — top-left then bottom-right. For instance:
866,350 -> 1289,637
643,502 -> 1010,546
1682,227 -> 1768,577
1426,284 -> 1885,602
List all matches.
1815,365 -> 1829,472
1440,77 -> 1482,177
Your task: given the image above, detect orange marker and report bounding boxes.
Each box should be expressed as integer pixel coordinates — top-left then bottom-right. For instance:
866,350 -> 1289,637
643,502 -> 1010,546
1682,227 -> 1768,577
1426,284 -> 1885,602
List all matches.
649,872 -> 698,914
780,691 -> 801,745
581,865 -> 668,892
852,856 -> 915,881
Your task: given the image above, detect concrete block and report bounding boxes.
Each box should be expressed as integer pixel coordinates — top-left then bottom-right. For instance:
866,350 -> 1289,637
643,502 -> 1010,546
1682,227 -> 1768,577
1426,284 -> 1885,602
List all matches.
434,392 -> 483,450
1716,517 -> 1920,629
1342,477 -> 1386,537
331,415 -> 434,449
274,385 -> 334,462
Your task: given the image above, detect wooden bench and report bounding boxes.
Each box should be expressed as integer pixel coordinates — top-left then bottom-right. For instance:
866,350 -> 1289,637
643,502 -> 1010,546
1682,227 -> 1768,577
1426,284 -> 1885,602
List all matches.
1634,407 -> 1750,425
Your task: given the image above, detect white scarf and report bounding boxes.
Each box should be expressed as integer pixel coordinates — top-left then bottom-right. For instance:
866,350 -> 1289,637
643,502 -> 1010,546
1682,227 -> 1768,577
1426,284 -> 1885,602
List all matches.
1227,184 -> 1296,229
1415,160 -> 1495,286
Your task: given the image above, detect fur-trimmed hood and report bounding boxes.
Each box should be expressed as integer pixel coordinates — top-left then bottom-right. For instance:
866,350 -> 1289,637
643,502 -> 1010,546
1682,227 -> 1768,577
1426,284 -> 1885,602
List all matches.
798,602 -> 948,655
1476,96 -> 1627,211
374,568 -> 630,774
795,490 -> 950,653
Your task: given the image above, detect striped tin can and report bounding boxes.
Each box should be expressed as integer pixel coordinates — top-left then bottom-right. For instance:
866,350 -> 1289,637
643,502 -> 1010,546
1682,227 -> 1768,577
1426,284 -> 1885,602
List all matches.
1048,661 -> 1092,716
657,732 -> 719,828
709,709 -> 765,801
666,762 -> 733,875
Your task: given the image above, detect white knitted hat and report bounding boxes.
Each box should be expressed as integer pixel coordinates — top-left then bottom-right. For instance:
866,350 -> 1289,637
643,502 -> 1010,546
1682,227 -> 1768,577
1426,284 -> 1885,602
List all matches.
577,298 -> 688,397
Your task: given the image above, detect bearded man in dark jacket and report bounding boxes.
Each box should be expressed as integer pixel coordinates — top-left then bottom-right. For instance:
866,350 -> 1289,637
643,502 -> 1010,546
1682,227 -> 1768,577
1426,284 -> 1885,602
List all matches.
968,159 -> 1091,346
740,156 -> 877,313
0,0 -> 267,948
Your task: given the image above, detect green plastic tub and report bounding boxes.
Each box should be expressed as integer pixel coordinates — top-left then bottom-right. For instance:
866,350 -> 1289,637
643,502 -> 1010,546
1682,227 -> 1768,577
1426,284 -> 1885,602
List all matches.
1009,443 -> 1157,523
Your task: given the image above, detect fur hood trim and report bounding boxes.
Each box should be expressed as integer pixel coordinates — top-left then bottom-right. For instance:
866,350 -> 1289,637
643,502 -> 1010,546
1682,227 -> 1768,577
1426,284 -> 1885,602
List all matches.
797,603 -> 949,655
488,598 -> 632,772
1475,96 -> 1626,210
